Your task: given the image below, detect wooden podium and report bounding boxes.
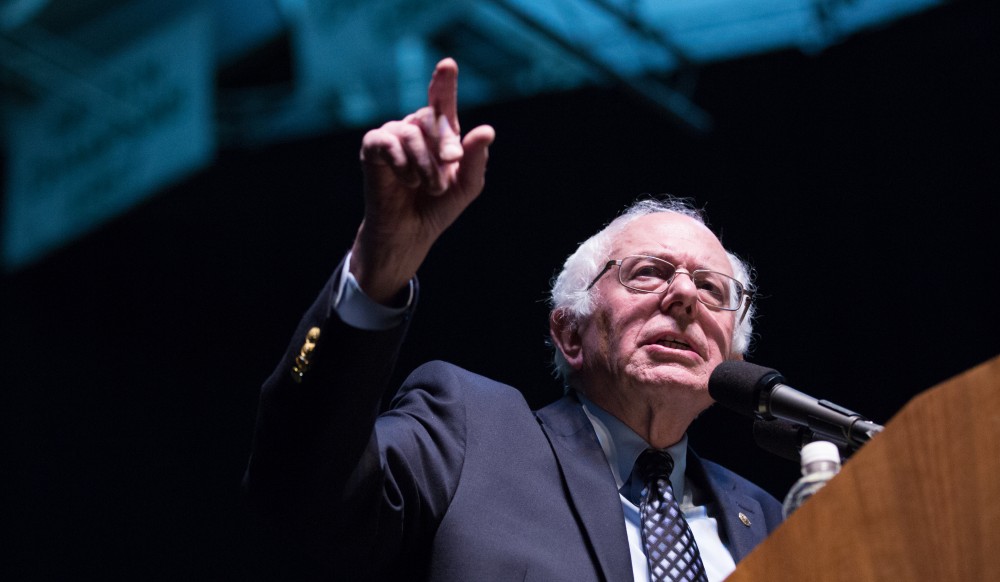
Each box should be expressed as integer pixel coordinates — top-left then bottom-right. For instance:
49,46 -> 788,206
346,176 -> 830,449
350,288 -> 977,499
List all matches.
726,355 -> 1000,581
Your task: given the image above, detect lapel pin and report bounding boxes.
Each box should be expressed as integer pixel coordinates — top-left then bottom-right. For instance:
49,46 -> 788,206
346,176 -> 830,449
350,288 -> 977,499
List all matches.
738,512 -> 752,527
291,327 -> 321,383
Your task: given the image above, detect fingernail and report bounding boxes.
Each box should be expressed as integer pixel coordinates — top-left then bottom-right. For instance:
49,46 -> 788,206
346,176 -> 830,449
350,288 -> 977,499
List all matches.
442,143 -> 463,161
437,113 -> 453,136
438,115 -> 462,160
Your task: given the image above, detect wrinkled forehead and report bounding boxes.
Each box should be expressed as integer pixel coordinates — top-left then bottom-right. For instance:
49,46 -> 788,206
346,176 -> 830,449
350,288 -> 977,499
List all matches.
609,213 -> 732,274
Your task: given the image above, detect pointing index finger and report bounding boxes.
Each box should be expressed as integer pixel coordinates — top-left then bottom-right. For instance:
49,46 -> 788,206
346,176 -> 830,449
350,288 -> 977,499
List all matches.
428,58 -> 464,163
429,58 -> 459,132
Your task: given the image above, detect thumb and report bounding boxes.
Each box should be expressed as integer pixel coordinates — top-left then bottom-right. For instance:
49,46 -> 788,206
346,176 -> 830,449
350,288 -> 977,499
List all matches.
454,124 -> 495,197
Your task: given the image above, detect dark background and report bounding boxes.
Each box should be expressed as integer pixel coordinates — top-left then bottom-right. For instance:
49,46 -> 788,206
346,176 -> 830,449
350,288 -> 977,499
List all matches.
4,2 -> 998,579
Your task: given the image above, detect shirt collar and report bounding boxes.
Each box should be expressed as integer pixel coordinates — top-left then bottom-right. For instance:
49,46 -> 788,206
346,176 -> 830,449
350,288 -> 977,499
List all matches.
576,391 -> 688,505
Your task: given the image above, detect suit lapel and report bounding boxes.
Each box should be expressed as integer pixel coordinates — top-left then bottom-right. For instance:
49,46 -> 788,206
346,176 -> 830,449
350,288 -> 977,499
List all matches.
536,395 -> 633,582
687,452 -> 769,562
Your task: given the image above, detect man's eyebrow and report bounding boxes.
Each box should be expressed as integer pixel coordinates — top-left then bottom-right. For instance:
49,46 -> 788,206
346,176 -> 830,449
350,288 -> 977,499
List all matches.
634,249 -> 729,272
634,249 -> 678,261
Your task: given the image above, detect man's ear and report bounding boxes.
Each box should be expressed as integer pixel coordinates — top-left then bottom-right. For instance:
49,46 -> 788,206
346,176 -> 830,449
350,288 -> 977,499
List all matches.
549,309 -> 584,371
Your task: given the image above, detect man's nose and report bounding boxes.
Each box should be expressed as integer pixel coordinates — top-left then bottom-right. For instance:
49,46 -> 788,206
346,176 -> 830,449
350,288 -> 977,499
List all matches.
659,270 -> 699,312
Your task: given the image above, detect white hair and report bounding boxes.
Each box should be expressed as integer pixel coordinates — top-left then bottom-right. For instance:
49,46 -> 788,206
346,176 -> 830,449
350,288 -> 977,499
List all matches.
548,197 -> 756,384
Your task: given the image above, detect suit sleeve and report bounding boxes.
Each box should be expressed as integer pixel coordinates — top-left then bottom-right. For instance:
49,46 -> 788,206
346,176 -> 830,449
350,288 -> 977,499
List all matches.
243,257 -> 464,574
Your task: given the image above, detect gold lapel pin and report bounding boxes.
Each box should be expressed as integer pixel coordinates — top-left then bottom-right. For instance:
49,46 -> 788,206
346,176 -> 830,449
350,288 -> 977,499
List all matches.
291,327 -> 321,383
738,512 -> 752,527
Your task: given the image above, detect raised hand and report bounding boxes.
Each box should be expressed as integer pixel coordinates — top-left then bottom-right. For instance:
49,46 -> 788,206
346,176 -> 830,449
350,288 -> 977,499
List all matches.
351,58 -> 495,304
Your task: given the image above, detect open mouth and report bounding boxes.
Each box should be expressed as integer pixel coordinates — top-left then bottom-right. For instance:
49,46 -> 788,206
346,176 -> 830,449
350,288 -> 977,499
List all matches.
655,338 -> 692,351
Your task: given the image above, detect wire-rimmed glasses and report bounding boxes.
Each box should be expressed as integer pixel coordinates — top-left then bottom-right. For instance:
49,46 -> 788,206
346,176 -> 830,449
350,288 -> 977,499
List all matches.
587,255 -> 753,323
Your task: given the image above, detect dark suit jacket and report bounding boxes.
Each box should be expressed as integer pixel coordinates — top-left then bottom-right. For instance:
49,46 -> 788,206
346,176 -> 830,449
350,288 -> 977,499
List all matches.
245,268 -> 783,581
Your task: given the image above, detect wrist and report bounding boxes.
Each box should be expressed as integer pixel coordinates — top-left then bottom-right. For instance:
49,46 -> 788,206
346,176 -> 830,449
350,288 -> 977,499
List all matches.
350,223 -> 427,305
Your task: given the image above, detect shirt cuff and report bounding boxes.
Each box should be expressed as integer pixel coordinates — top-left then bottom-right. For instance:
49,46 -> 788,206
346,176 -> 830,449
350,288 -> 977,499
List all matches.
332,251 -> 415,331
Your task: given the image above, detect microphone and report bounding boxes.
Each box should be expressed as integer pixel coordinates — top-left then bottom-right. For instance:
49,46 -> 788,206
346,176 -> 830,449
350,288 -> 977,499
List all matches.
709,361 -> 884,451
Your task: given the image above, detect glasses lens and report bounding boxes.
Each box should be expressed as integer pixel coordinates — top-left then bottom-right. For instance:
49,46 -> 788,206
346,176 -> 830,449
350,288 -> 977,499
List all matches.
619,256 -> 675,292
692,271 -> 741,309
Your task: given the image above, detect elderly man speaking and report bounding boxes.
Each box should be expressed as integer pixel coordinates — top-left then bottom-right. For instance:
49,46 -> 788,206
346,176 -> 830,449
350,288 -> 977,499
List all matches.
244,58 -> 782,582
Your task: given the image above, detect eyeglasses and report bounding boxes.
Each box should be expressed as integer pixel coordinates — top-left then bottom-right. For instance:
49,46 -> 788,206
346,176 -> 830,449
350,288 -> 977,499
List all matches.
587,255 -> 753,322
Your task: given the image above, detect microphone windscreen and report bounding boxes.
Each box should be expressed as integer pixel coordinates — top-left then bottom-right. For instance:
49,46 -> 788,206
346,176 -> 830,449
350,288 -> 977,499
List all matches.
752,418 -> 804,462
708,361 -> 784,416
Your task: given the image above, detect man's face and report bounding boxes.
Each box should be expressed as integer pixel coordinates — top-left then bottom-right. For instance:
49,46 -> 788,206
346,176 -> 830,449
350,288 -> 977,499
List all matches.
574,213 -> 738,414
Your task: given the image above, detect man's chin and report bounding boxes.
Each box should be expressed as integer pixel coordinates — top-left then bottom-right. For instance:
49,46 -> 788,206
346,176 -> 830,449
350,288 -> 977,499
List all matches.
635,367 -> 707,393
